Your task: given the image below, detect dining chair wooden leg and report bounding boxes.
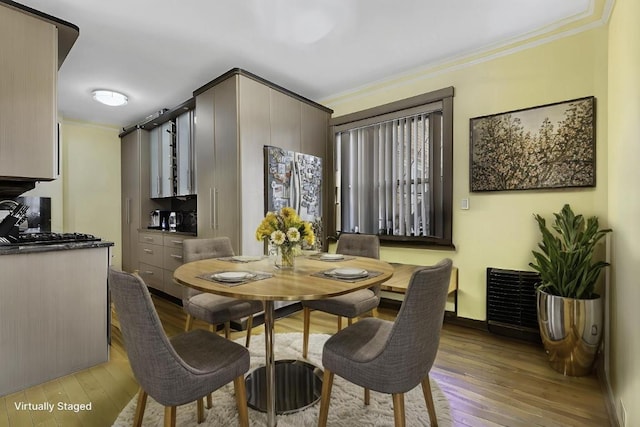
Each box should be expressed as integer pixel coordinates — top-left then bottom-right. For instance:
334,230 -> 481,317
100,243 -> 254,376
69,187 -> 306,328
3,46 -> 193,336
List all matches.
196,398 -> 205,423
209,323 -> 215,333
233,375 -> 249,427
371,308 -> 379,318
421,376 -> 438,426
318,369 -> 334,427
164,405 -> 177,427
364,388 -> 370,405
392,393 -> 406,427
348,317 -> 353,326
206,393 -> 213,409
184,314 -> 193,331
133,388 -> 147,427
302,307 -> 311,358
244,315 -> 254,348
224,321 -> 231,339
337,316 -> 343,331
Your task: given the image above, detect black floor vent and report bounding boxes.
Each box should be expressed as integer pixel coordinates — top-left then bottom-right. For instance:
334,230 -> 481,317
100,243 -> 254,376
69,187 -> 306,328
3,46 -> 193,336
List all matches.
486,268 -> 541,343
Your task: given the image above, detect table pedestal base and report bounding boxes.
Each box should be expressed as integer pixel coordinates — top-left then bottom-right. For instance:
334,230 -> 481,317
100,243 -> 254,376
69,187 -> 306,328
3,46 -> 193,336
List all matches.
245,360 -> 323,415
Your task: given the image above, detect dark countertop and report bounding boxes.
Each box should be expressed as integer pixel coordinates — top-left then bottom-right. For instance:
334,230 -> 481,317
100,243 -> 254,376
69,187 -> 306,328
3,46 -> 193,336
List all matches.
0,240 -> 114,256
139,228 -> 197,236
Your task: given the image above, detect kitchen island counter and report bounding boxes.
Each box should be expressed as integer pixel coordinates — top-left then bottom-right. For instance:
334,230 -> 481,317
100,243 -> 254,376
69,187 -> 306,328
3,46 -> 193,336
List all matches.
0,243 -> 112,396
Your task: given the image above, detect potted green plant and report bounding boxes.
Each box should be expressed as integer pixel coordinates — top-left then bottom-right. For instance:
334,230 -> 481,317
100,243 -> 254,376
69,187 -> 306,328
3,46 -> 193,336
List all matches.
529,204 -> 612,376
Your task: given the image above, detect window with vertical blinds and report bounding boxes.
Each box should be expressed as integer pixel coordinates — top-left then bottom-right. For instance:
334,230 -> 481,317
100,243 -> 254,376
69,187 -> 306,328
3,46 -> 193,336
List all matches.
330,88 -> 453,247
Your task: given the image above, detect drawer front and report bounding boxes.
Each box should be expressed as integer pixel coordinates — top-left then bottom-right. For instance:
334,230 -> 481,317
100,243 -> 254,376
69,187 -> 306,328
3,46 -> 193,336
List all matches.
163,246 -> 184,272
138,262 -> 163,290
163,270 -> 184,299
139,243 -> 163,267
163,234 -> 191,249
139,232 -> 162,245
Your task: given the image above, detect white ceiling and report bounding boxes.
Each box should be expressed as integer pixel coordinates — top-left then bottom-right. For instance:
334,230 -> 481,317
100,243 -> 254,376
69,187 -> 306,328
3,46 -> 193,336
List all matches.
15,0 -> 595,129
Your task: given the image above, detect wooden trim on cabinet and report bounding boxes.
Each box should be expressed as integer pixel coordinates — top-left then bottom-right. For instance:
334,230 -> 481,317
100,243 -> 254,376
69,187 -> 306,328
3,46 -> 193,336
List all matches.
193,68 -> 333,114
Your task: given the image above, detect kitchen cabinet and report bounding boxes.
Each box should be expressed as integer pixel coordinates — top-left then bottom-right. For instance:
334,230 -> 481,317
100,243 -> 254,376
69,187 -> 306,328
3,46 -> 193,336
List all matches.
0,2 -> 77,185
120,128 -> 162,272
149,110 -> 195,198
149,121 -> 174,198
0,5 -> 56,180
176,110 -> 196,196
137,231 -> 191,298
194,69 -> 332,255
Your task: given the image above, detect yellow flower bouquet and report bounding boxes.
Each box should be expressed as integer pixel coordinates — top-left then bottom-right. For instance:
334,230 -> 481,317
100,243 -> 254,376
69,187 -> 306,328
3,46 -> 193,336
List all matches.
255,207 -> 315,268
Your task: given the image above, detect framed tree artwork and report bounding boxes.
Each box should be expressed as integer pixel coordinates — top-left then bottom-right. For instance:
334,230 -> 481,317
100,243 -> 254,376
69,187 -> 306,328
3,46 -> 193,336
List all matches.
470,96 -> 596,192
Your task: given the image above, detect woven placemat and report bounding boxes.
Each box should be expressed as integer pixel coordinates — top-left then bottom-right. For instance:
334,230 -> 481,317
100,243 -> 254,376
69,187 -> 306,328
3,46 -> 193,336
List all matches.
197,270 -> 273,287
311,269 -> 382,283
216,256 -> 266,263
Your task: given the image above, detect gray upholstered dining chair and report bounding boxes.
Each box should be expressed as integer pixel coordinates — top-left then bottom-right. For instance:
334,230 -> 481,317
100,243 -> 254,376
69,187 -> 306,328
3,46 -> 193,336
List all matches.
182,237 -> 263,348
109,268 -> 250,427
317,258 -> 453,427
301,233 -> 381,358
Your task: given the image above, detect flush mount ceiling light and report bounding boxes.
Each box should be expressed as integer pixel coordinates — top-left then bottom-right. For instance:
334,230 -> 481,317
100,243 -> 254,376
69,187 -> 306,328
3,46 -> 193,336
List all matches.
92,89 -> 128,107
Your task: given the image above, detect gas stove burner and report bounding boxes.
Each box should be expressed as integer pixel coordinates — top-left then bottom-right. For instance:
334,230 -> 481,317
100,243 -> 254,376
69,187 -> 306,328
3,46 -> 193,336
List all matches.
0,232 -> 101,246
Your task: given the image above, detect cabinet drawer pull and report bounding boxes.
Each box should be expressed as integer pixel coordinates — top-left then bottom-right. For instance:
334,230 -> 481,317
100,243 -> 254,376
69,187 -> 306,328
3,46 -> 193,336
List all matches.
141,270 -> 154,275
171,240 -> 183,245
143,248 -> 154,254
144,236 -> 154,241
170,254 -> 183,260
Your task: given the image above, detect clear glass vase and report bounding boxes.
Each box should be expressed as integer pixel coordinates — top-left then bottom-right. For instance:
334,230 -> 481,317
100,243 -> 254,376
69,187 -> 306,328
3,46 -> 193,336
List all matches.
275,245 -> 295,270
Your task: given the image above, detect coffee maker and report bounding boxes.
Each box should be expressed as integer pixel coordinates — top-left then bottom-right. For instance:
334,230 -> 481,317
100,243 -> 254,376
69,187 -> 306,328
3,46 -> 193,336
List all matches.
149,210 -> 171,230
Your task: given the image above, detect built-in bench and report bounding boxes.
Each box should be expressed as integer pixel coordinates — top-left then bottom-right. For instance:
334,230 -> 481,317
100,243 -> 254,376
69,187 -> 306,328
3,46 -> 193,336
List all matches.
380,263 -> 458,316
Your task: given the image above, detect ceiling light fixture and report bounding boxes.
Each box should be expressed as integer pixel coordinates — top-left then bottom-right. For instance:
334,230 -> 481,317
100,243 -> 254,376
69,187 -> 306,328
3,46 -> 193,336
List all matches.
92,89 -> 128,107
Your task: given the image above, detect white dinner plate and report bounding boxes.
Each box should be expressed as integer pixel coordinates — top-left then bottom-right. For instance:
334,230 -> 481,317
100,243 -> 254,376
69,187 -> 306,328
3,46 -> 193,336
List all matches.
232,255 -> 262,262
320,253 -> 344,260
329,268 -> 368,279
212,271 -> 256,282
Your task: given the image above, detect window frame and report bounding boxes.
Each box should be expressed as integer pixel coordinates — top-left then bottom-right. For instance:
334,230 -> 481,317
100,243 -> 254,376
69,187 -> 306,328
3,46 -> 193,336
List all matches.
327,87 -> 454,249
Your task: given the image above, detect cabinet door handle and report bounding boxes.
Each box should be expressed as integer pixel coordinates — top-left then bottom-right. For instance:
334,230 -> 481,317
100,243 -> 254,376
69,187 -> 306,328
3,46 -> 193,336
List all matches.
171,254 -> 183,260
141,270 -> 154,275
171,240 -> 183,245
213,188 -> 218,230
126,198 -> 131,224
210,187 -> 218,230
143,248 -> 153,254
144,236 -> 154,241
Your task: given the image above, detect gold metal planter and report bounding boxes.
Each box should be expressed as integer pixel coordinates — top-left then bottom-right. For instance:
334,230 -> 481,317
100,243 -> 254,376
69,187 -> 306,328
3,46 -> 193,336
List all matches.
536,290 -> 603,376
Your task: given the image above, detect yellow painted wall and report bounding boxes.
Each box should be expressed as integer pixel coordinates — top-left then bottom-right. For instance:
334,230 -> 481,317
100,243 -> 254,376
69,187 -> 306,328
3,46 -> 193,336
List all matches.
61,120 -> 122,269
607,0 -> 640,423
323,27 -> 609,321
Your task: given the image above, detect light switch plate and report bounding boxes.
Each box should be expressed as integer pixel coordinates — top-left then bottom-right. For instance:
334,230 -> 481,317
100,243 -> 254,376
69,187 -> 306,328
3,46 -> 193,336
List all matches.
461,198 -> 469,210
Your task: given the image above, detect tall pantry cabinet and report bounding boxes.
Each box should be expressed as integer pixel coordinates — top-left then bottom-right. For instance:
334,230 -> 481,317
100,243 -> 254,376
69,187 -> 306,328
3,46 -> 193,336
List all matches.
120,128 -> 161,272
194,69 -> 332,255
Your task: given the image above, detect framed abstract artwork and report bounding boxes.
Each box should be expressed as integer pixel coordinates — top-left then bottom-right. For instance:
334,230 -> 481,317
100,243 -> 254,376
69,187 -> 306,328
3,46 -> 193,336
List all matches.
470,96 -> 596,192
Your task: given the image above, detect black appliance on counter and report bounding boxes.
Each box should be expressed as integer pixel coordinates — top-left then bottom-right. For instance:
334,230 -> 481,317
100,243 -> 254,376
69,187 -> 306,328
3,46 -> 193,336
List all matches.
148,209 -> 196,233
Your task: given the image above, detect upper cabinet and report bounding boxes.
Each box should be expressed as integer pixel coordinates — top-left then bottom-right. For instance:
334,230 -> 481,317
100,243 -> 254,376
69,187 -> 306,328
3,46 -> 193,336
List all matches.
146,104 -> 196,199
0,1 -> 78,184
149,122 -> 174,198
175,110 -> 195,196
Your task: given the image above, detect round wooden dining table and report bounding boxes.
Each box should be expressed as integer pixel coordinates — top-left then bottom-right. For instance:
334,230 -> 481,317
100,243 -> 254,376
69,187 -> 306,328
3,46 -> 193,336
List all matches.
173,254 -> 394,427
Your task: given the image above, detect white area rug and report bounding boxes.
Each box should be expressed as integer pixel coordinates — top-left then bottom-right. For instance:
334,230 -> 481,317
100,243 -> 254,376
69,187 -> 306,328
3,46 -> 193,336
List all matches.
113,333 -> 452,426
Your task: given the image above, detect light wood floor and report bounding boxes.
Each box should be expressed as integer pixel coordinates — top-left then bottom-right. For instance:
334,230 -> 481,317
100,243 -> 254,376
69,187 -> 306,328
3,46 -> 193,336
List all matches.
0,295 -> 611,427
